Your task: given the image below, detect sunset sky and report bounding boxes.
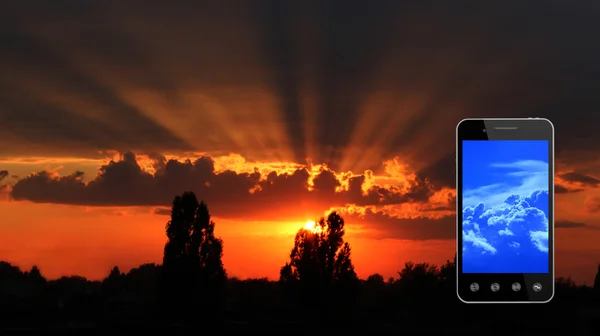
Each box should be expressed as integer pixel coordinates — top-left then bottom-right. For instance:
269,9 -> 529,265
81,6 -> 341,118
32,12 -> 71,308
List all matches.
1,1 -> 600,284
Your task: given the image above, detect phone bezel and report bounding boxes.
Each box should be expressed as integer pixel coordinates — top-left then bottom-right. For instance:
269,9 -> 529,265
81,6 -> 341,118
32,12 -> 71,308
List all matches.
456,118 -> 555,304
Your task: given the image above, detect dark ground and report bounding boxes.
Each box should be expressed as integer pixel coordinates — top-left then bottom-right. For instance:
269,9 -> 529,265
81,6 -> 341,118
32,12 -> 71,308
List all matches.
1,261 -> 600,334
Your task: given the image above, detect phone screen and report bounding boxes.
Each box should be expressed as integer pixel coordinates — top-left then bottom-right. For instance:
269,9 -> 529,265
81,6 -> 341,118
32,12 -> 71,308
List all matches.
462,140 -> 549,274
456,119 -> 554,303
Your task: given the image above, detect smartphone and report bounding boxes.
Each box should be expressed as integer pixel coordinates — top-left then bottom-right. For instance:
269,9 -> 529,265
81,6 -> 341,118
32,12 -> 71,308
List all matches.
456,118 -> 554,303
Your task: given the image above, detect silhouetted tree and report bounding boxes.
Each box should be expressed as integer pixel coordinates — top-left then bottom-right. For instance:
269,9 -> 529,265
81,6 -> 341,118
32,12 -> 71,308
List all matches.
188,201 -> 227,316
0,261 -> 23,282
396,261 -> 439,304
363,273 -> 390,314
160,192 -> 198,319
439,257 -> 455,279
366,273 -> 385,286
102,266 -> 125,298
556,276 -> 577,289
125,263 -> 161,299
438,254 -> 456,297
279,212 -> 359,317
594,264 -> 600,293
160,192 -> 227,322
27,265 -> 43,280
0,262 -> 37,299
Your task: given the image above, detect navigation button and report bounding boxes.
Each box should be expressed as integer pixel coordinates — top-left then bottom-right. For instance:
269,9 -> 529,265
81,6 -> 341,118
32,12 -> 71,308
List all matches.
490,283 -> 500,292
512,282 -> 521,292
533,283 -> 542,292
470,283 -> 479,292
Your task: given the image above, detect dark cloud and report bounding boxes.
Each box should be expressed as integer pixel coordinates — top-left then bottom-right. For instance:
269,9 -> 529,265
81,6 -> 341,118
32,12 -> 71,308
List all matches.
343,208 -> 455,241
8,152 -> 438,220
0,1 -> 598,174
556,220 -> 600,230
555,183 -> 584,194
559,172 -> 600,188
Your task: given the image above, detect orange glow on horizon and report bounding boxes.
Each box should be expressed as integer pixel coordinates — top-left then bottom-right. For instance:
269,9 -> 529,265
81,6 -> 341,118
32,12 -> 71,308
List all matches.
0,181 -> 598,285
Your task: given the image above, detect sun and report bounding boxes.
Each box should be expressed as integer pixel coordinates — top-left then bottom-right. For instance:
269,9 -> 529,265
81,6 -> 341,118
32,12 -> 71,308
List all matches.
303,220 -> 322,233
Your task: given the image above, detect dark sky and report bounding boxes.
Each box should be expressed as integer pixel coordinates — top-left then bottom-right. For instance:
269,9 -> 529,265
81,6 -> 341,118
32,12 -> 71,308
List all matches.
1,1 -> 599,170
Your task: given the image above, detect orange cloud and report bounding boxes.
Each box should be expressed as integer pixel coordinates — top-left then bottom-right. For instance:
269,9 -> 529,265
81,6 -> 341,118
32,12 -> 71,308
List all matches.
1,151 -> 461,241
6,149 -> 600,241
557,171 -> 600,189
555,171 -> 600,195
7,152 -> 434,206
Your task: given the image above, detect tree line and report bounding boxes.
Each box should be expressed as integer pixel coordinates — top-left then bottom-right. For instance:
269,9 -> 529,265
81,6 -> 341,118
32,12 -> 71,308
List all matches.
1,191 -> 600,331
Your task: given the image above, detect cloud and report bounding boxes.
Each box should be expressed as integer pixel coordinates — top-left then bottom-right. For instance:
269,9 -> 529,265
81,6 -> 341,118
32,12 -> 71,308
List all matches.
463,159 -> 548,208
1,2 -> 599,243
491,160 -> 548,172
555,183 -> 584,194
555,171 -> 597,194
556,220 -> 599,230
462,189 -> 549,273
558,172 -> 600,188
7,152 -> 443,221
0,1 -> 599,174
339,207 -> 455,241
